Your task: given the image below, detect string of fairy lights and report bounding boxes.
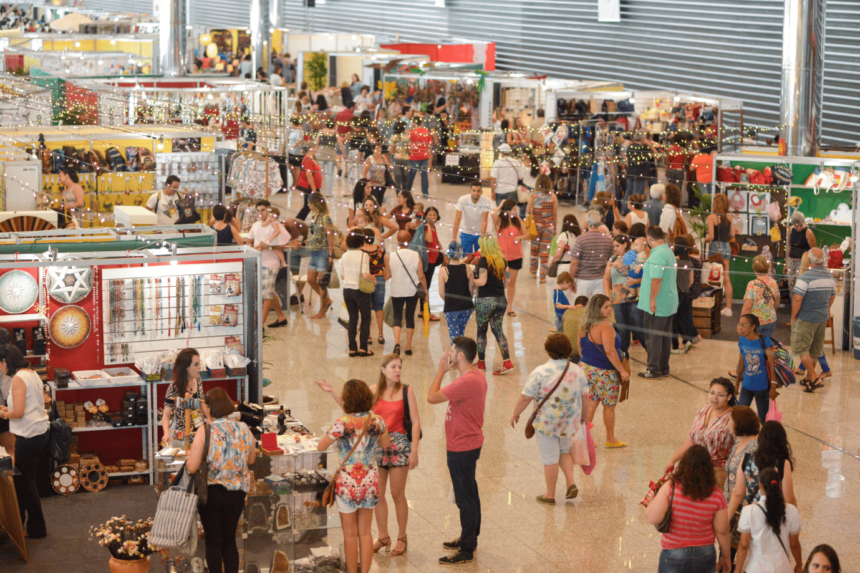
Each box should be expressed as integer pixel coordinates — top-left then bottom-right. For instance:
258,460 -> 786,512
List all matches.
0,74 -> 855,281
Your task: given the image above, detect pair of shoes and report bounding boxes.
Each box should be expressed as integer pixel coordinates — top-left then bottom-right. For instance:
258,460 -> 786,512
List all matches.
539,278 -> 547,284
373,536 -> 391,553
439,551 -> 473,565
442,538 -> 460,551
337,168 -> 343,177
393,344 -> 401,355
476,360 -> 486,372
391,535 -> 408,556
605,441 -> 628,449
684,341 -> 692,353
565,484 -> 579,499
429,314 -> 441,321
357,350 -> 375,357
493,360 -> 515,376
349,351 -> 358,358
638,371 -> 662,379
268,319 -> 288,328
536,495 -> 556,505
721,307 -> 733,317
549,326 -> 558,332
367,338 -> 373,345
507,311 -> 517,317
670,349 -> 680,355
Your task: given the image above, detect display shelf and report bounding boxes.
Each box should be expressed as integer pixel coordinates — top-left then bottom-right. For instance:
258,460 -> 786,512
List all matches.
49,380 -> 148,390
0,313 -> 46,324
73,424 -> 148,433
108,471 -> 150,478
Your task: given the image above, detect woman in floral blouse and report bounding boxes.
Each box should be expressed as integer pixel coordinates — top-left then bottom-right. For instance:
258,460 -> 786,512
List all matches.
665,378 -> 737,488
317,379 -> 390,573
723,405 -> 760,550
510,333 -> 589,504
187,388 -> 255,573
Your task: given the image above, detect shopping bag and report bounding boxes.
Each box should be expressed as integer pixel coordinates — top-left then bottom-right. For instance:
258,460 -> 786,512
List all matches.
337,301 -> 350,329
383,298 -> 397,328
640,470 -> 674,507
423,301 -> 430,337
582,422 -> 597,475
765,399 -> 782,423
150,464 -> 199,549
569,423 -> 589,465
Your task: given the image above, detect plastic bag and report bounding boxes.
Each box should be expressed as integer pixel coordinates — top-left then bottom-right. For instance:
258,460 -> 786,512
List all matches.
582,422 -> 597,475
569,423 -> 589,465
766,399 -> 782,423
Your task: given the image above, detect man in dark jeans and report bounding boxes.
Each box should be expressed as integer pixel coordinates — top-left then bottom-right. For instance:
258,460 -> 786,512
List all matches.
427,337 -> 487,565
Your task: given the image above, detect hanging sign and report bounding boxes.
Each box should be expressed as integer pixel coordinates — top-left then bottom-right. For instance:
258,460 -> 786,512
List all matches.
598,0 -> 621,22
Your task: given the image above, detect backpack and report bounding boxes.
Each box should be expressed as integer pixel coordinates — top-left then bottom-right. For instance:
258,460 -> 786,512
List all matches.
667,206 -> 687,245
408,221 -> 429,271
105,146 -> 127,172
49,416 -> 72,464
139,148 -> 156,171
51,149 -> 65,173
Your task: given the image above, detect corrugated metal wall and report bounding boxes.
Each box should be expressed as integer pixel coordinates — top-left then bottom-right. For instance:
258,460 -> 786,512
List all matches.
821,0 -> 860,146
83,0 -> 152,13
187,0 -> 251,29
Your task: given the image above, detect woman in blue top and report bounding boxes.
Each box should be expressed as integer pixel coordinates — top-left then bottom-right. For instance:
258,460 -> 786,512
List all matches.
577,294 -> 630,448
733,314 -> 777,424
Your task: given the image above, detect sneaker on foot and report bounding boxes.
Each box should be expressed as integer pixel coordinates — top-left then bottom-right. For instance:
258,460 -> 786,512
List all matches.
638,370 -> 662,379
684,341 -> 692,353
439,551 -> 474,565
442,538 -> 460,551
721,307 -> 733,317
493,360 -> 514,376
476,361 -> 486,372
670,349 -> 680,355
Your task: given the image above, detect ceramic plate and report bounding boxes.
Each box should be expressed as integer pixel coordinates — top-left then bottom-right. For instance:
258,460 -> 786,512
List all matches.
49,305 -> 91,349
0,269 -> 39,314
47,258 -> 93,304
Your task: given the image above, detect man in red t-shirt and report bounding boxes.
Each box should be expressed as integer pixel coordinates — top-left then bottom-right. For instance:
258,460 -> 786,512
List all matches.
665,135 -> 689,197
295,146 -> 322,220
427,337 -> 487,565
691,147 -> 716,196
406,116 -> 432,199
335,101 -> 355,136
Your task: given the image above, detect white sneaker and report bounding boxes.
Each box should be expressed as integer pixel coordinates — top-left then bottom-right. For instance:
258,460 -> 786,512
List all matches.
721,308 -> 733,317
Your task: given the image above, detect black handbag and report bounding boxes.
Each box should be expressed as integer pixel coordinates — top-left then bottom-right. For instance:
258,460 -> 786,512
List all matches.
402,385 -> 422,442
656,480 -> 675,533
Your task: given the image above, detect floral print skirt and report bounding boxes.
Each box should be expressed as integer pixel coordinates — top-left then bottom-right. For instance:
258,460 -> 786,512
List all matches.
334,462 -> 380,512
376,431 -> 412,468
581,363 -> 620,406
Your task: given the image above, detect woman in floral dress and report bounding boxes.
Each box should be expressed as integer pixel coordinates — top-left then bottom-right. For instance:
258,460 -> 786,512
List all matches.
317,379 -> 390,573
664,378 -> 737,488
510,333 -> 590,504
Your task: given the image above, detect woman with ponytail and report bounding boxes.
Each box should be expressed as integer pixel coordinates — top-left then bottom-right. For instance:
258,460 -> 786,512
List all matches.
734,467 -> 802,573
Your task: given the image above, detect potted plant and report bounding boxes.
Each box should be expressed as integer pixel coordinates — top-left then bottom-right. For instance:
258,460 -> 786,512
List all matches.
90,516 -> 158,572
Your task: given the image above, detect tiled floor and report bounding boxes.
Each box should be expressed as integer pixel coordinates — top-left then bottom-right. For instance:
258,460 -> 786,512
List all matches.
267,177 -> 860,573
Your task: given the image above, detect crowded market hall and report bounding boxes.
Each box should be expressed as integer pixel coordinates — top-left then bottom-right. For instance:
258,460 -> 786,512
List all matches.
0,1 -> 858,572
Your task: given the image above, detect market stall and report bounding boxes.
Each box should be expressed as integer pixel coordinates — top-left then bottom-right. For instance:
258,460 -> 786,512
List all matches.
381,40 -> 496,70
4,33 -> 159,74
0,47 -> 140,77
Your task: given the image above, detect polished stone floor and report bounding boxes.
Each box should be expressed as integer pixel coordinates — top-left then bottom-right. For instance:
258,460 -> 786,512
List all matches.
266,176 -> 860,573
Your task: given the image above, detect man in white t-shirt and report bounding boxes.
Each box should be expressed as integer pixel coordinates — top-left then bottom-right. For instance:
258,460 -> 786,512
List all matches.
247,201 -> 289,327
146,175 -> 182,225
354,86 -> 375,113
452,182 -> 493,255
490,143 -> 523,207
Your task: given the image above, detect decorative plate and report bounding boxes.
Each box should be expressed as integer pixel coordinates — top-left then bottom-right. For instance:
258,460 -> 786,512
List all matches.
0,270 -> 38,314
47,258 -> 93,304
52,465 -> 81,495
80,461 -> 108,493
49,305 -> 91,349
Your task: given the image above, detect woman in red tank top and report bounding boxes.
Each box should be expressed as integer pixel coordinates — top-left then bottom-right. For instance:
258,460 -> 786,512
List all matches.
315,353 -> 420,557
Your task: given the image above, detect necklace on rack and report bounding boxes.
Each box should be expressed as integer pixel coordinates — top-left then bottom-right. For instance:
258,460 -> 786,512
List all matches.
132,278 -> 139,335
139,279 -> 146,338
176,276 -> 184,336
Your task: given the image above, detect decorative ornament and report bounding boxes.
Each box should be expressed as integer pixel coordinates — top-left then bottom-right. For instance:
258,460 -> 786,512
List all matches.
206,43 -> 218,58
80,461 -> 108,493
0,270 -> 39,314
49,305 -> 91,349
47,259 -> 93,304
52,465 -> 81,495
199,33 -> 212,46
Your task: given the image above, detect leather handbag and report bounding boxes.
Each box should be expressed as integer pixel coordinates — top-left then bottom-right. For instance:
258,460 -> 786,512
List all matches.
322,417 -> 371,507
525,362 -> 571,439
656,480 -> 676,533
589,331 -> 631,402
358,253 -> 376,294
395,250 -> 427,300
402,385 -> 422,442
523,193 -> 539,240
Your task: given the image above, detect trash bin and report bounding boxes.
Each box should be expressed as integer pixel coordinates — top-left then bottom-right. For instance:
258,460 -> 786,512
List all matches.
853,317 -> 860,359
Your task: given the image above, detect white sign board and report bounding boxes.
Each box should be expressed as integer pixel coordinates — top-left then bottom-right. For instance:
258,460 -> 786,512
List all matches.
598,0 -> 620,22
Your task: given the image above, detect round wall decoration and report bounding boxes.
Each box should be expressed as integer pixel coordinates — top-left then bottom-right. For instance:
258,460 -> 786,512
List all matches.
52,465 -> 81,495
49,305 -> 91,349
0,270 -> 39,314
80,461 -> 108,493
47,258 -> 93,304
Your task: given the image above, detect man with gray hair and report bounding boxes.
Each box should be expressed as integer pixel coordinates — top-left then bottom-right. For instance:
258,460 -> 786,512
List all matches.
568,209 -> 614,296
786,210 -> 817,294
790,247 -> 836,391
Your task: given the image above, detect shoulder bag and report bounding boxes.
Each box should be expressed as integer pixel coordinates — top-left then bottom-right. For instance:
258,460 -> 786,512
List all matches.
656,480 -> 676,533
402,385 -> 422,442
395,250 -> 427,300
322,417 -> 372,507
588,330 -> 631,402
358,252 -> 376,294
525,361 -> 571,439
522,193 -> 539,240
193,424 -> 212,505
150,463 -> 200,549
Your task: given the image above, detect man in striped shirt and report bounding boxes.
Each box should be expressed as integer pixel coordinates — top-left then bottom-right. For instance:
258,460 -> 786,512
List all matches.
568,209 -> 614,298
791,248 -> 836,390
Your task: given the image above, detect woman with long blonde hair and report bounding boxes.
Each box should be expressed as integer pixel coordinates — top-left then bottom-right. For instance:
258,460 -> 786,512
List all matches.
315,354 -> 420,557
707,193 -> 735,317
473,235 -> 514,375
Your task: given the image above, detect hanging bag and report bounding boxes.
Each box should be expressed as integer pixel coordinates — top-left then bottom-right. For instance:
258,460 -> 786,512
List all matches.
525,362 -> 571,439
150,464 -> 200,549
322,418 -> 371,507
358,253 -> 376,294
402,385 -> 422,441
523,193 -> 539,240
395,250 -> 427,300
655,480 -> 676,533
569,422 -> 589,465
589,330 -> 631,402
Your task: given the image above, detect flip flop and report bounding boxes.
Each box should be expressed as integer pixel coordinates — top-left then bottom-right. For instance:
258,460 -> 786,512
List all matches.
507,311 -> 517,317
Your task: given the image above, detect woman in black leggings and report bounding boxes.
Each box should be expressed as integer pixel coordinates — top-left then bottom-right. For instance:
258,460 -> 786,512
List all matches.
385,232 -> 429,355
473,235 -> 514,376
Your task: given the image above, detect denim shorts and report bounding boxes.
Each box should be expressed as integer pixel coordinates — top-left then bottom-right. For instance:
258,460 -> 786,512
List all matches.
371,275 -> 386,311
309,249 -> 329,272
289,246 -> 309,274
461,232 -> 480,254
535,432 -> 571,466
709,241 -> 731,259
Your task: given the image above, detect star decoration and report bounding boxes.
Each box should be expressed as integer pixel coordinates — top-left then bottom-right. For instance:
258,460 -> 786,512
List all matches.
47,265 -> 93,304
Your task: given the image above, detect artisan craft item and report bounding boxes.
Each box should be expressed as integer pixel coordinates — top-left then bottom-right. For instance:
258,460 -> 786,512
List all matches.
49,304 -> 92,349
81,460 -> 109,492
108,280 -> 126,340
270,550 -> 289,573
46,259 -> 93,304
0,269 -> 39,314
274,503 -> 290,530
52,464 -> 81,495
247,502 -> 268,534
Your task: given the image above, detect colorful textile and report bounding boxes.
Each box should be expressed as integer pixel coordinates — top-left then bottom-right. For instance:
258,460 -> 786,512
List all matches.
521,359 -> 589,437
689,404 -> 735,469
326,412 -> 388,510
207,418 -> 255,492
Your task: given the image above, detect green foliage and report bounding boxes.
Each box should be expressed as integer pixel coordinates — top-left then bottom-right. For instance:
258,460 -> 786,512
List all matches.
305,52 -> 328,92
10,65 -> 29,76
688,183 -> 712,252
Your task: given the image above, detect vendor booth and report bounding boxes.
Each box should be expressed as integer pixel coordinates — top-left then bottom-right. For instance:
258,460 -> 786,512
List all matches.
3,33 -> 159,75
1,47 -> 143,77
381,40 -> 496,70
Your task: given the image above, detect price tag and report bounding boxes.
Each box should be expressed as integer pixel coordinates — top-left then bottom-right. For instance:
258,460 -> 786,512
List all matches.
445,154 -> 460,167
